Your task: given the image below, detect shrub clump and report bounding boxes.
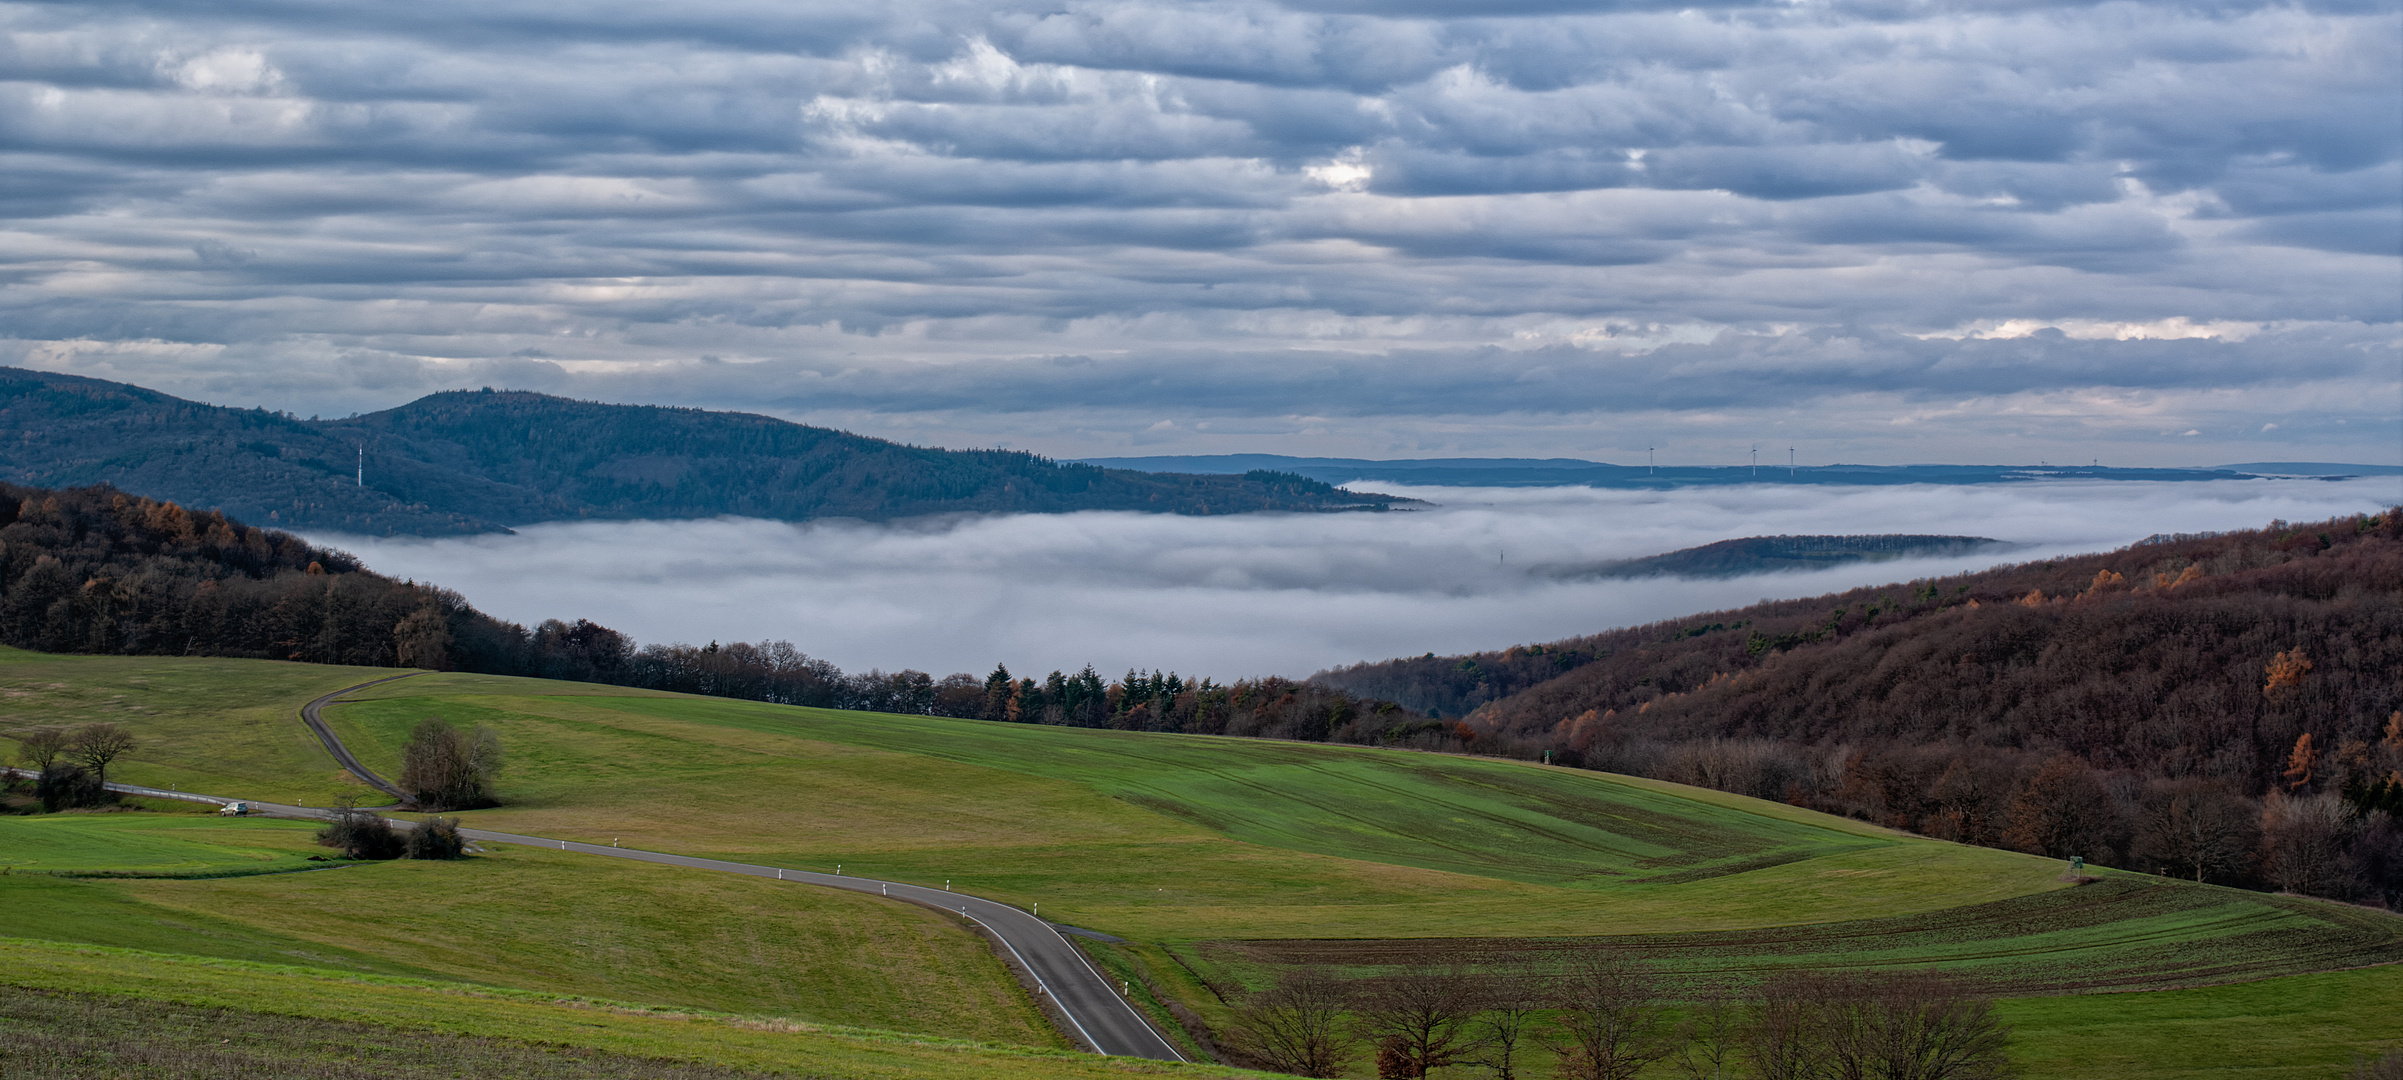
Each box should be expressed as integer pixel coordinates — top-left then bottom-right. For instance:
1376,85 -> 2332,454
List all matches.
398,718 -> 501,811
316,806 -> 406,860
405,816 -> 468,860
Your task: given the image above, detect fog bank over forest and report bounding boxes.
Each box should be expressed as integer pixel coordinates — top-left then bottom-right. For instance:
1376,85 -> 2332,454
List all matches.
315,478 -> 2403,680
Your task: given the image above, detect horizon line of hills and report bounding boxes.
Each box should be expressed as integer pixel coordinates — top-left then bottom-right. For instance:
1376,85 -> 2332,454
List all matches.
1078,453 -> 2403,490
3,475 -> 2397,907
4,366 -> 2391,538
0,368 -> 1403,537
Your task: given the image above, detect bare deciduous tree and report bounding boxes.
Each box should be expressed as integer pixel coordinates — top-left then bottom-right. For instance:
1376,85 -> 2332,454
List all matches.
2134,779 -> 2259,883
398,717 -> 500,810
2260,789 -> 2351,895
1746,972 -> 2014,1080
1353,966 -> 1480,1078
1469,977 -> 1544,1080
9,726 -> 68,772
65,723 -> 135,785
1233,967 -> 1355,1078
1869,974 -> 2014,1080
1548,954 -> 1674,1080
1672,999 -> 1743,1080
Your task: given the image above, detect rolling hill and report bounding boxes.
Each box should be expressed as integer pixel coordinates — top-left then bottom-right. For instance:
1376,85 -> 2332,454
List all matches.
5,650 -> 2401,1077
1538,533 -> 2009,580
0,368 -> 1402,536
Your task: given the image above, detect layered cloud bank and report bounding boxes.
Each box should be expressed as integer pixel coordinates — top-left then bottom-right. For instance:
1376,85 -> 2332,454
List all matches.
319,477 -> 2403,680
3,0 -> 2396,462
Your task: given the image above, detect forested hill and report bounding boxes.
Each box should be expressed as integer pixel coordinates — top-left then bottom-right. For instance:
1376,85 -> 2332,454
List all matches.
1544,533 -> 2007,580
0,369 -> 1403,535
1317,511 -> 2401,787
1319,514 -> 2401,776
1312,510 -> 2403,904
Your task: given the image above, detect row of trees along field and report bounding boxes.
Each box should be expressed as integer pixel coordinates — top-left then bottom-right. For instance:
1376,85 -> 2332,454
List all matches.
1224,957 -> 2014,1080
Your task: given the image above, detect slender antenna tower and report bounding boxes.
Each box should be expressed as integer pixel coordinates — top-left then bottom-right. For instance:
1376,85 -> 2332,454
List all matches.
1647,446 -> 1655,475
1788,446 -> 1796,477
356,445 -> 363,487
1751,443 -> 1759,476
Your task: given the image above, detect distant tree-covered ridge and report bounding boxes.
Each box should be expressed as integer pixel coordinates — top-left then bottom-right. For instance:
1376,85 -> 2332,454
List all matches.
0,368 -> 1405,536
0,481 -> 1410,739
1543,533 -> 2008,580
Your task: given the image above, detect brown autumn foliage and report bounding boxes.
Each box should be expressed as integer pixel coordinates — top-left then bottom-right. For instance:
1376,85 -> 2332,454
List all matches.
1315,508 -> 2403,904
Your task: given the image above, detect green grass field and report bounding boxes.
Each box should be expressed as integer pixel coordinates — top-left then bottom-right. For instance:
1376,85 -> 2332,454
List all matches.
0,650 -> 402,807
0,938 -> 1255,1080
4,650 -> 2400,1077
0,813 -> 334,877
312,676 -> 2072,942
0,838 -> 1059,1045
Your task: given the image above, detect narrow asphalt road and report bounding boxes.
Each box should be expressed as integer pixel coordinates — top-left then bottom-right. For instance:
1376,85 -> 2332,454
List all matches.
176,673 -> 1188,1061
297,671 -> 427,804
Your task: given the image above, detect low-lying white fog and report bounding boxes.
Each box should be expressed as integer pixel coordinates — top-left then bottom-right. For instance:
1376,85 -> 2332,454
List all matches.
317,478 -> 2402,681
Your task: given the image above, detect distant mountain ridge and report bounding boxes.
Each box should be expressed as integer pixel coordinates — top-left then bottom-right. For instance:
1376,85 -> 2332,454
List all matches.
0,369 -> 1404,536
1079,453 -> 2394,489
1544,534 -> 2010,580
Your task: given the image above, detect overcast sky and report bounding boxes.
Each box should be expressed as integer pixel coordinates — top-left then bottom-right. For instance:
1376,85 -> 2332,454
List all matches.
3,0 -> 2397,465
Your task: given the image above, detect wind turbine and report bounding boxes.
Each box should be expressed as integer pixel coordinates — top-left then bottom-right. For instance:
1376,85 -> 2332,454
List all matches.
1647,446 -> 1655,475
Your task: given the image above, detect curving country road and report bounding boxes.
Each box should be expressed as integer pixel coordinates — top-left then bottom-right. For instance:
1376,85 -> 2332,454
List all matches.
265,674 -> 1188,1061
298,671 -> 427,804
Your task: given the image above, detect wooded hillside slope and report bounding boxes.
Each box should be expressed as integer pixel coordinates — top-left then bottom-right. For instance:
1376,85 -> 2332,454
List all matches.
1317,510 -> 2403,903
0,369 -> 1401,535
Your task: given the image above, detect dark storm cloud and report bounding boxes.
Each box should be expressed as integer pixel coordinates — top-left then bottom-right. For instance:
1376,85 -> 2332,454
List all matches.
0,0 -> 2395,463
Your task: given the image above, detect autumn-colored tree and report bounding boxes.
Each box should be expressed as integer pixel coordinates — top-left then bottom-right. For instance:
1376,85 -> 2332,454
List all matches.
2284,733 -> 2323,792
2264,648 -> 2314,698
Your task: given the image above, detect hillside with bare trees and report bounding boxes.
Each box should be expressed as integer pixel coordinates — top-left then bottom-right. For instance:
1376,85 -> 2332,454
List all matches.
1315,509 -> 2403,905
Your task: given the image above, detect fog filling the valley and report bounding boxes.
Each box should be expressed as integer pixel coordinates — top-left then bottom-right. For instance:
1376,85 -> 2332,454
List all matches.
317,478 -> 2402,681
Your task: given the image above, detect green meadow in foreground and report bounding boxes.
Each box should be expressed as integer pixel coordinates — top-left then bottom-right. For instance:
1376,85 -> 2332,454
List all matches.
0,938 -> 1253,1080
0,839 -> 1057,1046
0,812 -> 332,878
4,650 -> 2401,1077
